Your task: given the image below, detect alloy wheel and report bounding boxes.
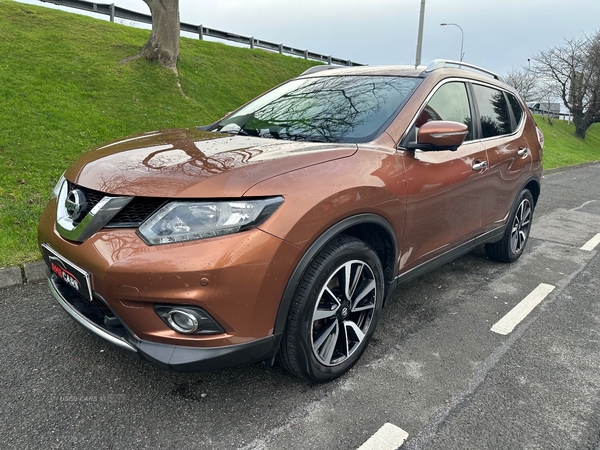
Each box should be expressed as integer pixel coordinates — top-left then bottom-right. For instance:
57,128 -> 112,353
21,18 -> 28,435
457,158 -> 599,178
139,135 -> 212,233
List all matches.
510,197 -> 532,254
310,260 -> 378,366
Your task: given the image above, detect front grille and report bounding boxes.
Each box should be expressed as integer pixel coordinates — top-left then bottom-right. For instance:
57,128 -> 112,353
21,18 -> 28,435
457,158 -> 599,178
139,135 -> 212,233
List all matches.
89,295 -> 114,317
51,270 -> 114,317
106,197 -> 166,228
67,181 -> 104,225
50,274 -> 129,340
67,181 -> 164,228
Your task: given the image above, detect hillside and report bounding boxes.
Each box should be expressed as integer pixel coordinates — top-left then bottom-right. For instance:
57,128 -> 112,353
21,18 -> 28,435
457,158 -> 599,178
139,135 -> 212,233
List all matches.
1,1 -> 599,268
534,116 -> 600,169
0,0 -> 317,267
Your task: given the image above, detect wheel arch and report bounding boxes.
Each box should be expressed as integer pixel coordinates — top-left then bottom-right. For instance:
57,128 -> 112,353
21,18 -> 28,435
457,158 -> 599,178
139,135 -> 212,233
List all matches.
486,174 -> 540,248
524,176 -> 541,207
272,214 -> 397,335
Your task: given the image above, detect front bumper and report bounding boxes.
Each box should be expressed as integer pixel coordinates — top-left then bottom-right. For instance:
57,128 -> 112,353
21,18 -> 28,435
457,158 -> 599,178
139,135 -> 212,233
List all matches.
48,272 -> 282,372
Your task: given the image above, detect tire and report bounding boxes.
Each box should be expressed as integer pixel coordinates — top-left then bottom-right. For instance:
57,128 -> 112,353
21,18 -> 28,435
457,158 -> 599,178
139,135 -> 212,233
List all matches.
277,235 -> 385,382
485,189 -> 534,263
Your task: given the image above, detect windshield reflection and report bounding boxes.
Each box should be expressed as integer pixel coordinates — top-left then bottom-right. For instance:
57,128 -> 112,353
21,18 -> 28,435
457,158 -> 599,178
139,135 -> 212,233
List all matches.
214,76 -> 421,143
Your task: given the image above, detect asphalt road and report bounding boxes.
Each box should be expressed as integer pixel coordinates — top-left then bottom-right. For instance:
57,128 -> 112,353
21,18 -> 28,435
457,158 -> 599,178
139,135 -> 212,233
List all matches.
2,162 -> 600,450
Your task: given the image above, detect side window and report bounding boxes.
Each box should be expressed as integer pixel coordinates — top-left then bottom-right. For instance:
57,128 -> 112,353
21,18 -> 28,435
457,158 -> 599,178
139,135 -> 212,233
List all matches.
415,82 -> 473,141
507,93 -> 524,130
472,84 -> 512,138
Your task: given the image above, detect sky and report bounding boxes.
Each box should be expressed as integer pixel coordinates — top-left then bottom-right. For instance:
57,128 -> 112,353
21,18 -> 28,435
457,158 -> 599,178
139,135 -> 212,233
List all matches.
20,0 -> 600,76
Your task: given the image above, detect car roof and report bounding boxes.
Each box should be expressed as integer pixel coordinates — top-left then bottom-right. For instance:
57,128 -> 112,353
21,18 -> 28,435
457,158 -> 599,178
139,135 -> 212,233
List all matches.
299,64 -> 426,78
299,59 -> 505,83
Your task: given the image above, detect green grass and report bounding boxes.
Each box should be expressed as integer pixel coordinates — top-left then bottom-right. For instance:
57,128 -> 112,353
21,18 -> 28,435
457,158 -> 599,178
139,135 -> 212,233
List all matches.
1,1 -> 599,268
0,0 -> 317,267
535,116 -> 600,169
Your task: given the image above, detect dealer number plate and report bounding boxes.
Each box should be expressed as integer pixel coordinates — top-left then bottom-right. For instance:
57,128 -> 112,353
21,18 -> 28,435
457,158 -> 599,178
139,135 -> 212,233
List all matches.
41,244 -> 93,302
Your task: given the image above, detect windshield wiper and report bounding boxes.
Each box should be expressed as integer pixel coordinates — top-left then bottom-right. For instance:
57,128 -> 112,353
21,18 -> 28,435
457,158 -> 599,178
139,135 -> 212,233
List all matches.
217,127 -> 249,136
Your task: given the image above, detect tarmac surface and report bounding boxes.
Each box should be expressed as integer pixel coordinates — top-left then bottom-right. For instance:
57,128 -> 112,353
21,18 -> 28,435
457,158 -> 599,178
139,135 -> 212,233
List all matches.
2,162 -> 600,449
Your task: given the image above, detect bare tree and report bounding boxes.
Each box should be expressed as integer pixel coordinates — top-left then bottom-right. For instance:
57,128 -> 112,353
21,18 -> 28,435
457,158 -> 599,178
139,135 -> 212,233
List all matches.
536,78 -> 561,125
123,0 -> 180,73
533,31 -> 600,139
142,0 -> 180,71
504,67 -> 538,102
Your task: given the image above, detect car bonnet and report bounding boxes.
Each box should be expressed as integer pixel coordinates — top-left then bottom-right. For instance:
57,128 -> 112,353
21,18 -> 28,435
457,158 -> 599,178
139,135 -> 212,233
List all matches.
64,128 -> 358,198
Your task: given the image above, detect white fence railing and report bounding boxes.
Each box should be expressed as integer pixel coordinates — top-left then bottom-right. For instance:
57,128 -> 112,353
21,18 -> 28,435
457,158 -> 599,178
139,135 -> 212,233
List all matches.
40,0 -> 364,66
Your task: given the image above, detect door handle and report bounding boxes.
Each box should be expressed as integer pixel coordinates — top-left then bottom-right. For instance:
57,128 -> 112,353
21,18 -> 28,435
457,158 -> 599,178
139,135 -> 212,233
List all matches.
517,147 -> 529,156
472,161 -> 487,171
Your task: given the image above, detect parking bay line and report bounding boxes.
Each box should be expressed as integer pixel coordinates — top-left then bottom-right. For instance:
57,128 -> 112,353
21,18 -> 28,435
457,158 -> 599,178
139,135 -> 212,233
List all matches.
581,233 -> 600,251
491,283 -> 555,335
357,423 -> 409,450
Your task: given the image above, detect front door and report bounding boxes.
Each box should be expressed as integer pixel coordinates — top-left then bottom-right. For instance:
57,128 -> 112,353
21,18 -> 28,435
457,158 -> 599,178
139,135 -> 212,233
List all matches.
400,81 -> 488,272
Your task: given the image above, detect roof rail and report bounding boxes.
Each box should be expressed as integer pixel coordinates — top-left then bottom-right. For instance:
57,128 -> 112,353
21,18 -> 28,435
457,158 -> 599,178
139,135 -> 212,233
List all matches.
299,65 -> 342,76
423,59 -> 503,81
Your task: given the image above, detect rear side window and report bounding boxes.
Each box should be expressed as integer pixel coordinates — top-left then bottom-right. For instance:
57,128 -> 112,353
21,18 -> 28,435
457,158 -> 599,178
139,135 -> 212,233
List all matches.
507,93 -> 524,129
472,84 -> 512,138
415,82 -> 473,141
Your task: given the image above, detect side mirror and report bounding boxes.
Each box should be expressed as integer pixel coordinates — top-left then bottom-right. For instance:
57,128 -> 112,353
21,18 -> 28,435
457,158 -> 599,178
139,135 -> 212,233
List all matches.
404,121 -> 468,151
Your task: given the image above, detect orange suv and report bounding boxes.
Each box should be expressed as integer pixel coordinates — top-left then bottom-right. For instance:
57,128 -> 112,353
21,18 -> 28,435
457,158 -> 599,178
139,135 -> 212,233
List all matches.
38,60 -> 543,382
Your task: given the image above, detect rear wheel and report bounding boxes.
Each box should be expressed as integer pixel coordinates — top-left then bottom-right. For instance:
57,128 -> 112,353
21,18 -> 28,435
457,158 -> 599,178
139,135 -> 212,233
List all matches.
485,189 -> 534,263
278,235 -> 384,382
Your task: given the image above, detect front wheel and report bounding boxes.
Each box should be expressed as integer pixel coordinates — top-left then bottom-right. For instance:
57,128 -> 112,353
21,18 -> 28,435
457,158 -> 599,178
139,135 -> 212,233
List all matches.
485,189 -> 534,263
277,235 -> 384,382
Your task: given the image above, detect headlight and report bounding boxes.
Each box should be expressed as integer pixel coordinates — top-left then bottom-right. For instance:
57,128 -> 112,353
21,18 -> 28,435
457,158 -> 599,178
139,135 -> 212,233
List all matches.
137,197 -> 284,245
52,172 -> 66,199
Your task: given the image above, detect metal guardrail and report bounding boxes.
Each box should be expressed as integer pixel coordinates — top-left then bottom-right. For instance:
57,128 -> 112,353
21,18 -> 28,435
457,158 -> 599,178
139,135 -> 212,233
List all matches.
39,0 -> 364,66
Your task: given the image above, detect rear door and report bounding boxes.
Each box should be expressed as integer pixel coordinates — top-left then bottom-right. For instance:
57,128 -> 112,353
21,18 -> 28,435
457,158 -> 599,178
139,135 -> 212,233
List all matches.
469,83 -> 532,232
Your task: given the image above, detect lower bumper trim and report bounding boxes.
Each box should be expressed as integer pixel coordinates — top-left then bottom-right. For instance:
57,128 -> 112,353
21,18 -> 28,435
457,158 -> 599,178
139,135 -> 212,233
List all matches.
47,274 -> 282,372
135,334 -> 282,372
48,277 -> 137,353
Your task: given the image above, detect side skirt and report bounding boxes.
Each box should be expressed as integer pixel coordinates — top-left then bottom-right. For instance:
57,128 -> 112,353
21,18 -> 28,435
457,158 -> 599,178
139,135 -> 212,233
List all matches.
390,226 -> 505,292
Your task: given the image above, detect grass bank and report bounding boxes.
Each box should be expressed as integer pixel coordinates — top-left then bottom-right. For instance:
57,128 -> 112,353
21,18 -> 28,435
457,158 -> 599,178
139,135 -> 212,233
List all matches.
535,116 -> 600,169
0,0 -> 317,267
1,1 -> 599,268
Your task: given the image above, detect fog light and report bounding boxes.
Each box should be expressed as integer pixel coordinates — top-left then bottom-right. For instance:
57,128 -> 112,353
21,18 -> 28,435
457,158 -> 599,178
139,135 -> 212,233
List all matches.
167,310 -> 199,334
154,305 -> 225,335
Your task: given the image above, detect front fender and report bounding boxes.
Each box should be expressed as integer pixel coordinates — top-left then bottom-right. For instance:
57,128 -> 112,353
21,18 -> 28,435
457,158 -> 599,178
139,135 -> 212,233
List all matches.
244,151 -> 407,334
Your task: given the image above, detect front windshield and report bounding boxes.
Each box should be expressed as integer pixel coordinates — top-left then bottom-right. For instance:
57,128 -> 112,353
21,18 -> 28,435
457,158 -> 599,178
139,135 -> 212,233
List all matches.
213,75 -> 421,143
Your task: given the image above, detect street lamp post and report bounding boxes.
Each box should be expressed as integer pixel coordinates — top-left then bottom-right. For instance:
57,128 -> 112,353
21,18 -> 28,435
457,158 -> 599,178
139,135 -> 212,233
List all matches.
415,0 -> 427,67
440,22 -> 464,61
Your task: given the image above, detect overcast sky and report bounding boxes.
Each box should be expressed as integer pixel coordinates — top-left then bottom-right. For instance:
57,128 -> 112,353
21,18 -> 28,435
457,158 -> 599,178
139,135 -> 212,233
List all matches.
22,0 -> 600,75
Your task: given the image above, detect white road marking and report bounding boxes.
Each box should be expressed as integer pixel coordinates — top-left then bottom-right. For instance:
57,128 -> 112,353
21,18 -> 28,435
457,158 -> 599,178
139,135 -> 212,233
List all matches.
491,283 -> 555,335
357,423 -> 409,450
570,199 -> 597,211
581,233 -> 600,251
